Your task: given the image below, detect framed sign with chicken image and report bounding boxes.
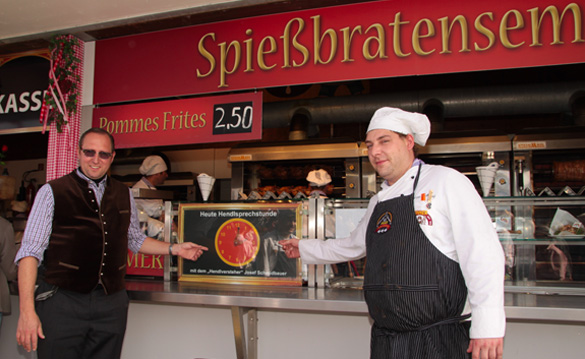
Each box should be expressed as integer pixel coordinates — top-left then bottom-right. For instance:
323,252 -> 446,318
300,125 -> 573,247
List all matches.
178,202 -> 302,286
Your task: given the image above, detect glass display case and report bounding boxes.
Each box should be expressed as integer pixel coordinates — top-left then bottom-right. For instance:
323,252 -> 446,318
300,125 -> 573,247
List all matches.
303,196 -> 585,295
484,196 -> 585,295
164,196 -> 585,295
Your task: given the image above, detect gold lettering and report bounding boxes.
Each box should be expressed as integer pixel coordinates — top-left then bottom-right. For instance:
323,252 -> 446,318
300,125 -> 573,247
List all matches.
388,12 -> 411,57
183,111 -> 191,129
99,117 -> 113,133
152,255 -> 163,270
412,18 -> 436,56
218,40 -> 241,88
191,3 -> 584,90
172,112 -> 182,130
528,4 -> 584,46
189,113 -> 206,128
163,112 -> 171,130
130,118 -> 144,132
500,9 -> 525,48
362,24 -> 387,60
474,12 -> 496,51
281,18 -> 309,68
244,29 -> 254,72
139,253 -> 151,269
151,117 -> 159,131
312,15 -> 337,64
144,117 -> 152,131
439,15 -> 470,54
340,25 -> 362,62
196,33 -> 216,78
258,36 -> 277,70
127,252 -> 139,267
115,120 -> 129,134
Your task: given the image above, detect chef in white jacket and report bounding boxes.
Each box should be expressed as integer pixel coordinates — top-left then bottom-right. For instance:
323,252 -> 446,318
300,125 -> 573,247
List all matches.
281,107 -> 505,359
132,155 -> 168,238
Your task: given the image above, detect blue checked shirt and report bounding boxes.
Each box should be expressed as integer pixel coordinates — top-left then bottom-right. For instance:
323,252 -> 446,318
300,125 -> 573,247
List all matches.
15,169 -> 147,264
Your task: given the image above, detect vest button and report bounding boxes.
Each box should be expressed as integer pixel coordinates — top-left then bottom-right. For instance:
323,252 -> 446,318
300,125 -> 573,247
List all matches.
105,231 -> 108,235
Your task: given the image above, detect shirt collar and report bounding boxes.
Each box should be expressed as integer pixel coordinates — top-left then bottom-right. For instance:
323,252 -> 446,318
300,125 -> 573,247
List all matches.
141,177 -> 154,188
412,158 -> 424,168
76,168 -> 108,187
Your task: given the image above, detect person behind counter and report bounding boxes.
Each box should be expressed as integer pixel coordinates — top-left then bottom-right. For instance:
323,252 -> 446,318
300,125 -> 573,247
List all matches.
306,169 -> 333,198
280,107 -> 506,359
132,155 -> 169,238
15,128 -> 208,359
0,216 -> 17,330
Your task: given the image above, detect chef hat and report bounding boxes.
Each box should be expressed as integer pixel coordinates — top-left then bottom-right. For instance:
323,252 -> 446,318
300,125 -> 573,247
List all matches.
306,169 -> 332,187
366,107 -> 431,146
139,155 -> 168,176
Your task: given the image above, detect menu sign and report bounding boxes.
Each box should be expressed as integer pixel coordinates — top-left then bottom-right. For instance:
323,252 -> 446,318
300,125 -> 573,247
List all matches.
92,91 -> 262,149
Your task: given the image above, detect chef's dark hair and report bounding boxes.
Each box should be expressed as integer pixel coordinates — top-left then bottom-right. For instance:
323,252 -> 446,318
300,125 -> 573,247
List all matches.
397,132 -> 420,157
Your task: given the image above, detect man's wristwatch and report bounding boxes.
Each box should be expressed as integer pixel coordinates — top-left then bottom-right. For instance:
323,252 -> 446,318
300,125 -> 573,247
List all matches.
168,243 -> 174,256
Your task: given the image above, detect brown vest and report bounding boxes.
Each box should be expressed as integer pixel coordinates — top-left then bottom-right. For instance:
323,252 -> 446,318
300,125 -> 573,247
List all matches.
43,171 -> 131,294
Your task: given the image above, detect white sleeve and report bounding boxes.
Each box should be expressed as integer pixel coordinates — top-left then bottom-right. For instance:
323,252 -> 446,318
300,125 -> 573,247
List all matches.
442,170 -> 506,338
298,197 -> 376,264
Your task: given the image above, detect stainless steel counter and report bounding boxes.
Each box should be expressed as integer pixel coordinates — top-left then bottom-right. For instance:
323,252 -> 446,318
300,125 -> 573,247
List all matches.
126,279 -> 585,359
126,279 -> 368,314
126,279 -> 585,323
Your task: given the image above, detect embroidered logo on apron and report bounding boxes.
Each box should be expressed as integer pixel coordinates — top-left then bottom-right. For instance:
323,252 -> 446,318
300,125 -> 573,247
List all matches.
415,210 -> 434,226
374,211 -> 393,234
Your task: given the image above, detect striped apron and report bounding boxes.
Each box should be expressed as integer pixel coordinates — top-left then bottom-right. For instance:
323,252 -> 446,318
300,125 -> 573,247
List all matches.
364,165 -> 471,359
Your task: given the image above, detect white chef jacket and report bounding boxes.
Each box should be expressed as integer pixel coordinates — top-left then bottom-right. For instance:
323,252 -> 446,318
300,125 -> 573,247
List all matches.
133,177 -> 164,218
299,163 -> 506,339
132,177 -> 164,238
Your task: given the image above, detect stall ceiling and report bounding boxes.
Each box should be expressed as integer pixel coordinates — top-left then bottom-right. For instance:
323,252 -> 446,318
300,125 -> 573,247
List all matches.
0,0 -> 371,54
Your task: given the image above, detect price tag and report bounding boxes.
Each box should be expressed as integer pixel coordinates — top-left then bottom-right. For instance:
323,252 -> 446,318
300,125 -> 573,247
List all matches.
213,101 -> 254,135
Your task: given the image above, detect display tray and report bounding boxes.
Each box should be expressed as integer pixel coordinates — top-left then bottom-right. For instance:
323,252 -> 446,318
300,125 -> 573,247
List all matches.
500,238 -> 585,245
498,233 -> 521,239
550,234 -> 585,240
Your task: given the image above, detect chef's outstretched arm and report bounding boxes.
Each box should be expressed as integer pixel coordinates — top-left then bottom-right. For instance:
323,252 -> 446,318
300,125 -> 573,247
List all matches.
279,238 -> 300,258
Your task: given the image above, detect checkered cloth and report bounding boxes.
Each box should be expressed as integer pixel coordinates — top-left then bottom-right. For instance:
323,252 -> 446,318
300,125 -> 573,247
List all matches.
44,36 -> 84,182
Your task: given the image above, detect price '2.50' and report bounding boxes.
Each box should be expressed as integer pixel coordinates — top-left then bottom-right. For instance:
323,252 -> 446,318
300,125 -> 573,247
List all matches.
213,102 -> 253,134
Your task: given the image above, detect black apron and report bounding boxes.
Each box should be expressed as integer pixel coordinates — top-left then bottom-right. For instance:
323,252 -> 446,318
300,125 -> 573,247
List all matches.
363,165 -> 471,359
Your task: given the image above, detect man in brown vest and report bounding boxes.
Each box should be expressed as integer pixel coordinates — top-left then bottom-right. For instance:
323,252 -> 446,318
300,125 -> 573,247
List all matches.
15,128 -> 208,359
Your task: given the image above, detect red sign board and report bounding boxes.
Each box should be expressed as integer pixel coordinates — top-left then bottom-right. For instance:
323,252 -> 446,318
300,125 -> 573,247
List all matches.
93,91 -> 262,149
127,250 -> 164,277
94,0 -> 585,104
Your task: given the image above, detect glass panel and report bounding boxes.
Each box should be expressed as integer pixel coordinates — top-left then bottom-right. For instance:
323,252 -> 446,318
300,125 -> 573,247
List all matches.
324,199 -> 370,288
484,197 -> 585,295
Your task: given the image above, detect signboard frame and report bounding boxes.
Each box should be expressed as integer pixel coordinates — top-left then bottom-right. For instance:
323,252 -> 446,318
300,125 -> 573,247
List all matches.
178,202 -> 303,286
93,91 -> 263,149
